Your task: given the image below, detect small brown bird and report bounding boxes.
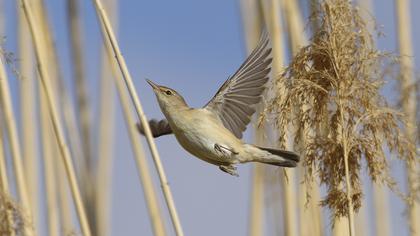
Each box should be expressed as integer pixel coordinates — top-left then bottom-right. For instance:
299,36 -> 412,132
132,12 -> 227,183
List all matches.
138,34 -> 299,176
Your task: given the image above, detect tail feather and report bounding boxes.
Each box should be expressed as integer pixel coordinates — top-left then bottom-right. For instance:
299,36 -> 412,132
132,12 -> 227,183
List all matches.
256,146 -> 300,162
244,144 -> 300,168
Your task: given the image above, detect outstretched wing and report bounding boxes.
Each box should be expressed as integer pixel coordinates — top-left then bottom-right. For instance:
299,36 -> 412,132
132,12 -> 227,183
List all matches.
136,119 -> 173,138
204,33 -> 272,138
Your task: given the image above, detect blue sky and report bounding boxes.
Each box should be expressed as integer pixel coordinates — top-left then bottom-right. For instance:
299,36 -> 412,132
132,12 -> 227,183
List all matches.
2,0 -> 419,235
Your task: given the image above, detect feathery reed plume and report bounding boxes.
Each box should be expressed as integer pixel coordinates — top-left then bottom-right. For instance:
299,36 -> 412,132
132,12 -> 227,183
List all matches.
0,41 -> 34,236
19,1 -> 92,235
358,1 -> 391,235
280,1 -> 325,236
395,0 -> 420,234
91,0 -> 184,234
95,0 -> 117,235
0,192 -> 26,236
266,1 -> 416,234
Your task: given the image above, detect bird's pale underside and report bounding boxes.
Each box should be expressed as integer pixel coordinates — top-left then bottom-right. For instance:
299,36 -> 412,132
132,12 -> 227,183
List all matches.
138,33 -> 300,176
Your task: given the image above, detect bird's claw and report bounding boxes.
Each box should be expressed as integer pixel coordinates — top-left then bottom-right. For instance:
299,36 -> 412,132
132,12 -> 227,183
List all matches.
214,143 -> 238,156
219,165 -> 239,177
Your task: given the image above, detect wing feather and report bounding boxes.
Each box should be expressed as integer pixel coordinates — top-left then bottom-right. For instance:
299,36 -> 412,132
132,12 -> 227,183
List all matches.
136,119 -> 173,138
204,33 -> 272,138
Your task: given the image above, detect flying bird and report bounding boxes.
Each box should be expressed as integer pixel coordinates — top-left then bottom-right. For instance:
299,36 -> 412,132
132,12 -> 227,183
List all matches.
138,34 -> 300,176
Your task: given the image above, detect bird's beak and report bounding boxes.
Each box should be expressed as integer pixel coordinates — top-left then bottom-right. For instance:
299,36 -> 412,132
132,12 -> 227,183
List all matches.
146,79 -> 159,91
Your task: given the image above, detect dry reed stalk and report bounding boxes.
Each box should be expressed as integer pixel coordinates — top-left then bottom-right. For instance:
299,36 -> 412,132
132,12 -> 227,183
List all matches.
0,7 -> 15,235
39,87 -> 59,236
0,41 -> 34,236
0,0 -> 9,197
355,0 -> 380,236
0,0 -> 3,34
0,125 -> 9,194
17,3 -> 40,233
66,0 -> 97,233
240,1 -> 265,235
91,1 -> 184,234
19,1 -> 92,235
278,1 -> 309,235
0,127 -> 15,236
105,37 -> 166,236
33,2 -> 84,233
30,1 -> 81,234
57,158 -> 75,235
395,0 -> 420,234
333,217 -> 350,236
372,184 -> 391,236
95,0 -> 117,235
101,26 -> 168,235
281,1 -> 325,234
67,0 -> 92,166
266,0 -> 416,235
281,0 -> 306,54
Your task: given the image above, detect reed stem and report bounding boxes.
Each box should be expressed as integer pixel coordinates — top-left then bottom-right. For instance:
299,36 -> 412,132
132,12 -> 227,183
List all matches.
91,0 -> 184,234
0,42 -> 33,236
19,1 -> 92,235
395,0 -> 419,234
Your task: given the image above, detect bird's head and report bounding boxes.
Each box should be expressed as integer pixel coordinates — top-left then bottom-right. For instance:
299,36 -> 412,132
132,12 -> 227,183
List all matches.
146,79 -> 188,114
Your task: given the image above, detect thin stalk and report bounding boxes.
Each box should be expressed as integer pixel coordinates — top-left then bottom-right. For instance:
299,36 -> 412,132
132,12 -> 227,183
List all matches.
39,86 -> 59,236
66,0 -> 96,233
0,0 -> 9,196
57,159 -> 75,235
67,0 -> 92,164
240,1 -> 264,235
339,97 -> 355,236
32,1 -> 79,234
333,216 -> 350,236
261,1 -> 300,236
249,164 -> 264,236
19,1 -> 92,235
0,45 -> 33,236
0,131 -> 15,236
281,0 -> 306,53
356,2 -> 376,236
372,184 -> 391,236
395,0 -> 419,235
0,7 -> 15,235
279,1 -> 308,236
0,130 -> 9,193
18,3 -> 39,231
95,0 -> 117,235
91,1 -> 183,235
101,27 -> 167,235
281,1 -> 324,236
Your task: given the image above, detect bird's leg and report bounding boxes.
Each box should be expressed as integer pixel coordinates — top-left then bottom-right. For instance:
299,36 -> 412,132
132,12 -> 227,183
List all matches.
214,143 -> 238,156
219,165 -> 239,177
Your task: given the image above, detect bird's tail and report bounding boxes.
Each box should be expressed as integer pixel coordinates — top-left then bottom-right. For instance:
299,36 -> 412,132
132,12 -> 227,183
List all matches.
244,144 -> 300,167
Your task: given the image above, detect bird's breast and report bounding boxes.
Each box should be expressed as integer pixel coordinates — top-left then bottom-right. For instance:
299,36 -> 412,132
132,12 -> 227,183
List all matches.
168,109 -> 242,165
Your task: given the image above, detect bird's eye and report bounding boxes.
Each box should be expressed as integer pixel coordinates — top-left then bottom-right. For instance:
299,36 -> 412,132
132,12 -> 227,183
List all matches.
165,90 -> 172,95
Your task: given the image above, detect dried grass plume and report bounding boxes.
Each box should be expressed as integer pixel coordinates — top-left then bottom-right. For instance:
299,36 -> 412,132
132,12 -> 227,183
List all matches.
265,0 -> 417,219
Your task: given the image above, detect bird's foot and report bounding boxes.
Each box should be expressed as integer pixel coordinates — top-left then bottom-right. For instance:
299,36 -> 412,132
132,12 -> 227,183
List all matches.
219,165 -> 239,177
214,143 -> 238,156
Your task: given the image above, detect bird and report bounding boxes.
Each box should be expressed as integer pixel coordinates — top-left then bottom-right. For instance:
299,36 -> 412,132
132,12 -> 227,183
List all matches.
138,34 -> 300,176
